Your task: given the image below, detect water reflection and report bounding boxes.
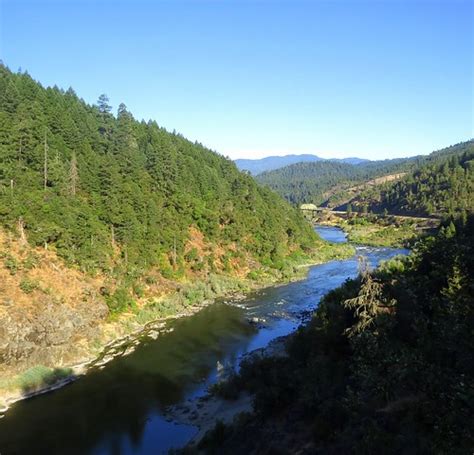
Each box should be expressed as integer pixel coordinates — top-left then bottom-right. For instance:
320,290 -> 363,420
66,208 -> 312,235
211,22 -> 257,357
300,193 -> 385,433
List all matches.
0,227 -> 407,454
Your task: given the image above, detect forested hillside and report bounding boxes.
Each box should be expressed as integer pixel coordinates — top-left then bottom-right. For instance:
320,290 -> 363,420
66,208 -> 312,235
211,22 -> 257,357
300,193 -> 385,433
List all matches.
255,141 -> 474,214
348,141 -> 474,217
0,65 -> 358,396
0,64 -> 318,281
196,215 -> 474,454
256,157 -> 418,206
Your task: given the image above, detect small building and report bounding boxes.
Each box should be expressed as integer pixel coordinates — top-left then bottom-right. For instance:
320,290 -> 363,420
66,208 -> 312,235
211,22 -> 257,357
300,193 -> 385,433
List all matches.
300,203 -> 318,212
300,203 -> 321,219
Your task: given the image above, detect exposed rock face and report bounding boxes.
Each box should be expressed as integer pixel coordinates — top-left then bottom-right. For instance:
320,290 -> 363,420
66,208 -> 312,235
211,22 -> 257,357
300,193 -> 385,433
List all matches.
0,230 -> 109,375
0,298 -> 108,373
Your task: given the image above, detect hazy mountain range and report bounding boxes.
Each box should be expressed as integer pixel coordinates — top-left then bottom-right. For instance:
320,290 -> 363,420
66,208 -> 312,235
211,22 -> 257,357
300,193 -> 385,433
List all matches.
235,154 -> 370,175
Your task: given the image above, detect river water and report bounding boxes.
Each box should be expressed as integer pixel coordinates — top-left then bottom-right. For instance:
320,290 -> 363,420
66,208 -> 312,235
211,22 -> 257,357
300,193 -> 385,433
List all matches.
0,227 -> 407,455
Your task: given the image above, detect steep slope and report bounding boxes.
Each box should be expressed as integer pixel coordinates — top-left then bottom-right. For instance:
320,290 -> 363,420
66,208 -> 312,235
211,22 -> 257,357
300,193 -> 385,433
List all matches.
0,228 -> 108,374
319,172 -> 409,209
255,142 -> 473,209
256,161 -> 360,205
256,157 -> 418,206
0,64 -> 318,280
0,65 -> 354,394
343,141 -> 474,216
195,216 -> 474,454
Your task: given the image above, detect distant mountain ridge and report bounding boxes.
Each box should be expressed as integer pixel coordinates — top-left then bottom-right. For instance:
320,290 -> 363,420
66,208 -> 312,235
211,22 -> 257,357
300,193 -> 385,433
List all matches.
235,154 -> 369,175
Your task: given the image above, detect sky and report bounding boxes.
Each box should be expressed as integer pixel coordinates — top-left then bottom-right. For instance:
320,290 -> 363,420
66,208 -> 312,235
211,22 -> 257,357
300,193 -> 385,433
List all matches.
0,0 -> 472,160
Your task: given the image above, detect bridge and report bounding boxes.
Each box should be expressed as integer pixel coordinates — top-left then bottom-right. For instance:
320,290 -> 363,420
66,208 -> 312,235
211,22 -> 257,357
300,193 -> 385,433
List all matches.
300,204 -> 346,217
299,204 -> 440,225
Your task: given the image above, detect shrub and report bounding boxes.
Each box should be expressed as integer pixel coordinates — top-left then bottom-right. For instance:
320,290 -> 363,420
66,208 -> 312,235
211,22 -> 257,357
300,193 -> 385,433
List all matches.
3,255 -> 18,275
22,252 -> 40,270
18,365 -> 73,393
145,275 -> 157,285
19,278 -> 40,294
246,270 -> 261,281
185,247 -> 199,263
132,283 -> 145,298
106,287 -> 136,314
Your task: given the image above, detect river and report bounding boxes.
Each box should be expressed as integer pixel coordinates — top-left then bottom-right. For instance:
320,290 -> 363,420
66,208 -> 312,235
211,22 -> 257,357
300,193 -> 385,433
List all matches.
0,226 -> 407,455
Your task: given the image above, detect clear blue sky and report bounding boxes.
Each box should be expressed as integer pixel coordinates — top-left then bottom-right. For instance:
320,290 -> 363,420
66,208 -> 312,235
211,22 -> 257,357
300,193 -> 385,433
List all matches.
0,0 -> 472,160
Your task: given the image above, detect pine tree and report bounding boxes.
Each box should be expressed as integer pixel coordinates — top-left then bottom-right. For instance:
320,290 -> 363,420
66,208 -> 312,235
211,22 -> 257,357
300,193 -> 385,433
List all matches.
97,94 -> 112,114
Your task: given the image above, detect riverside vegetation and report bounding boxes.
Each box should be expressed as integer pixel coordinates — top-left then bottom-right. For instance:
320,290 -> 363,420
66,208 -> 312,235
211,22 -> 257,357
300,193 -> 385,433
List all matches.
0,65 -> 352,406
189,215 -> 474,455
185,141 -> 474,453
292,143 -> 473,250
313,211 -> 438,248
2,62 -> 471,453
340,216 -> 419,247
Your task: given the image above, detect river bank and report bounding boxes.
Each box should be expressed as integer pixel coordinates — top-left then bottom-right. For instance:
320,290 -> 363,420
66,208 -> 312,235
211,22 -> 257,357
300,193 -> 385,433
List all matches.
164,336 -> 288,446
313,214 -> 429,247
0,227 -> 407,455
168,242 -> 412,452
0,241 -> 353,417
179,219 -> 473,455
0,286 -> 266,415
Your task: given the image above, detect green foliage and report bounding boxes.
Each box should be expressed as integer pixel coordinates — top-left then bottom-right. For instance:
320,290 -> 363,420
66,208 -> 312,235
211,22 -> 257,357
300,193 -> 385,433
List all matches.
339,215 -> 418,247
255,141 -> 474,219
19,277 -> 40,293
21,251 -> 40,270
0,64 -> 318,286
202,215 -> 474,454
132,282 -> 144,298
184,247 -> 199,263
134,274 -> 248,324
256,157 -> 422,206
106,288 -> 136,314
0,365 -> 74,394
3,253 -> 18,275
353,141 -> 474,217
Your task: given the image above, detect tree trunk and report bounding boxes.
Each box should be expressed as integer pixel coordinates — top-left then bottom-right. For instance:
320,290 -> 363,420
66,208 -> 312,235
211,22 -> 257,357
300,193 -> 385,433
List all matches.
17,217 -> 27,246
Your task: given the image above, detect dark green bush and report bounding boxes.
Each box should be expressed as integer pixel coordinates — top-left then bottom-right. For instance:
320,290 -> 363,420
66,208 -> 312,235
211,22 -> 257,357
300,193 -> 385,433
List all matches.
19,278 -> 40,294
106,288 -> 136,314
